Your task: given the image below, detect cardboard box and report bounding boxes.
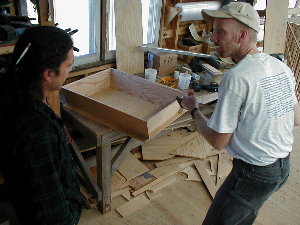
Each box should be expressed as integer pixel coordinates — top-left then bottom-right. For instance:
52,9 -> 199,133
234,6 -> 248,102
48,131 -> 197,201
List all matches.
62,68 -> 184,141
148,51 -> 177,77
177,43 -> 203,63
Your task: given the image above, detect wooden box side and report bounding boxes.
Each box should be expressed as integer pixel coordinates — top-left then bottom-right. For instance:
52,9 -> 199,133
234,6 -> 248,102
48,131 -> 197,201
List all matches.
147,101 -> 184,139
62,69 -> 112,97
110,68 -> 184,107
63,89 -> 149,141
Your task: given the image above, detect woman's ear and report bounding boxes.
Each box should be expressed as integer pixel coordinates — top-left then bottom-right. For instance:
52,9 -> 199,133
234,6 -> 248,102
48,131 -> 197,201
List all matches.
42,68 -> 55,84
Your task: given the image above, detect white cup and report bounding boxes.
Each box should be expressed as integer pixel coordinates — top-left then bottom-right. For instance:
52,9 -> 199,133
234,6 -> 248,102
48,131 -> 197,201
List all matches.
145,68 -> 157,82
178,73 -> 191,90
174,71 -> 180,79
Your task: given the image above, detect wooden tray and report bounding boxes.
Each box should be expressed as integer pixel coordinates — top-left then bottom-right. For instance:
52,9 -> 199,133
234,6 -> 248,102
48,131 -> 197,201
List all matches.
62,68 -> 184,141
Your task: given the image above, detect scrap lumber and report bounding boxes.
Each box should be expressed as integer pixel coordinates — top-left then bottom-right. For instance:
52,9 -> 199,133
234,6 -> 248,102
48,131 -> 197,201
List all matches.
216,153 -> 233,187
205,155 -> 219,176
171,133 -> 222,159
117,153 -> 149,180
145,176 -> 176,199
154,156 -> 194,167
116,194 -> 150,218
149,159 -> 200,178
112,186 -> 132,199
179,166 -> 202,182
194,160 -> 218,198
129,172 -> 156,191
142,129 -> 190,160
121,191 -> 132,201
147,176 -> 176,194
131,160 -> 200,197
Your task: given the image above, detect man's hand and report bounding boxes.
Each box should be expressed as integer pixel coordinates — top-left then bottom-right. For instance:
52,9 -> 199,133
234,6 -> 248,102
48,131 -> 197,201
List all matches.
182,90 -> 198,111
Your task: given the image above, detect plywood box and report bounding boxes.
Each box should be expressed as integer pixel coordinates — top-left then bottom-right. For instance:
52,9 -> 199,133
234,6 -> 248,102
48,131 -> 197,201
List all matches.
148,51 -> 178,77
62,68 -> 184,141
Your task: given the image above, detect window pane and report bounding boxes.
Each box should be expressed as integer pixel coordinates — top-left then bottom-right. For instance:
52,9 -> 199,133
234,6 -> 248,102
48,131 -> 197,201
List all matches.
108,0 -> 160,51
54,0 -> 92,57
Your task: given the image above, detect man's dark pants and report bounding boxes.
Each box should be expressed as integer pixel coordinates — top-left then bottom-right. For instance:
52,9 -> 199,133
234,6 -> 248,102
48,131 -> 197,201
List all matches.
202,154 -> 290,225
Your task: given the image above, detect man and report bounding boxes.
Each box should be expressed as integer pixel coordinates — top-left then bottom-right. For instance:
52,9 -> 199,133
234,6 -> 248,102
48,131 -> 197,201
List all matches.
181,2 -> 300,224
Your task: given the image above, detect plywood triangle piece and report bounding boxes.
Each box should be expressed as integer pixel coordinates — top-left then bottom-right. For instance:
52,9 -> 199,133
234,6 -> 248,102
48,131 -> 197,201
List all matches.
216,153 -> 233,187
171,133 -> 219,159
179,166 -> 202,182
194,160 -> 218,198
142,129 -> 190,160
117,153 -> 149,181
154,156 -> 195,167
116,194 -> 150,218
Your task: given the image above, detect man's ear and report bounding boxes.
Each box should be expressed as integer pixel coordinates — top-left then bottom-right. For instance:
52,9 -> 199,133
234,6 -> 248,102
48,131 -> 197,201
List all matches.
239,29 -> 249,43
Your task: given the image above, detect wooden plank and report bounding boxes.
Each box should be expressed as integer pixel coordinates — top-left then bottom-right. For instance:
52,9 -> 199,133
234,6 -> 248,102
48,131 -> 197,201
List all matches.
116,194 -> 150,218
194,160 -> 218,198
171,133 -> 220,159
142,129 -> 190,160
112,138 -> 144,174
114,0 -> 144,74
97,142 -> 111,213
117,153 -> 149,181
147,176 -> 176,194
129,172 -> 156,191
264,0 -> 289,54
216,153 -> 233,187
68,63 -> 116,78
154,156 -> 195,167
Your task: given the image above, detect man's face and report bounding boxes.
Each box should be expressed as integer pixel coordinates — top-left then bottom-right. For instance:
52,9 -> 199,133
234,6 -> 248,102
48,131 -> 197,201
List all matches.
210,18 -> 241,58
50,49 -> 74,90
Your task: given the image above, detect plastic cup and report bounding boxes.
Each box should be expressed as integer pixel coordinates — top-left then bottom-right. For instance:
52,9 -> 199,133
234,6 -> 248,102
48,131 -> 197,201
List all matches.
178,73 -> 192,89
174,71 -> 180,79
144,68 -> 157,82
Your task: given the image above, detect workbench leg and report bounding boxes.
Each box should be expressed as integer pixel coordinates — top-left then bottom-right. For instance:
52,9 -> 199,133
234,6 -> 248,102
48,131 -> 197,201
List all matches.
97,143 -> 112,214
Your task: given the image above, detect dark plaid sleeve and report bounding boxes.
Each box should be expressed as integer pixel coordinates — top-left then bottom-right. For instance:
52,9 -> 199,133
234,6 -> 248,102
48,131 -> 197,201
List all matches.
16,113 -> 82,225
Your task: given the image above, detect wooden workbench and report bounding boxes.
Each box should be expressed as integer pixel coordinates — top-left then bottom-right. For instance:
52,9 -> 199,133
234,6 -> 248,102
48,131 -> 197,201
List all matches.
61,90 -> 218,214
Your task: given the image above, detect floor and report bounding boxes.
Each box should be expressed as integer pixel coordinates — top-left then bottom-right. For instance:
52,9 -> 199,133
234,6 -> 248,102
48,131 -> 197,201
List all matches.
1,127 -> 299,225
78,126 -> 300,225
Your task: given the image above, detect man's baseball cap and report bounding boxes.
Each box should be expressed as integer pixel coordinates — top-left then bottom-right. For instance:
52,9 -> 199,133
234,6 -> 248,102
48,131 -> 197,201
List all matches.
202,2 -> 260,33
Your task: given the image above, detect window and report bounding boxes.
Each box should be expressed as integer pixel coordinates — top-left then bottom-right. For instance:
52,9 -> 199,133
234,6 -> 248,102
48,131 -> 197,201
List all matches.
108,0 -> 161,51
54,0 -> 101,67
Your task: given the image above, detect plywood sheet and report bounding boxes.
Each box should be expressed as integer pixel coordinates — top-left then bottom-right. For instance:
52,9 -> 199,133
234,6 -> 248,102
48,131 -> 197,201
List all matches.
194,160 -> 218,198
117,153 -> 149,181
115,0 -> 144,74
154,156 -> 194,167
142,129 -> 190,160
116,194 -> 150,218
171,133 -> 221,158
264,0 -> 289,54
179,166 -> 202,182
129,172 -> 156,191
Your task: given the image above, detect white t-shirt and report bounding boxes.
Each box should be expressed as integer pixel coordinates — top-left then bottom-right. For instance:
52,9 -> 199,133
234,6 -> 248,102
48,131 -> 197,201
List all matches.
207,53 -> 297,166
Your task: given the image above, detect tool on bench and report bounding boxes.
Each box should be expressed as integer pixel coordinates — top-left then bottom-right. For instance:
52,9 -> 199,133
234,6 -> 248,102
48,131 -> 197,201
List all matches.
190,81 -> 219,92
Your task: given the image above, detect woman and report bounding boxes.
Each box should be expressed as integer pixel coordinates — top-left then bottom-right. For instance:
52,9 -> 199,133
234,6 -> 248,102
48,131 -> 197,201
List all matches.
0,26 -> 83,225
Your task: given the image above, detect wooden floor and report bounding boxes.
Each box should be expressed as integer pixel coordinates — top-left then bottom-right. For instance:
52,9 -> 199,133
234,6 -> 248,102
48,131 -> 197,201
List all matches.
78,127 -> 300,225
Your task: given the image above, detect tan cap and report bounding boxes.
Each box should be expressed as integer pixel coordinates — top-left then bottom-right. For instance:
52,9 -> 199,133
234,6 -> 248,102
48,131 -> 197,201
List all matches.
202,2 -> 260,33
